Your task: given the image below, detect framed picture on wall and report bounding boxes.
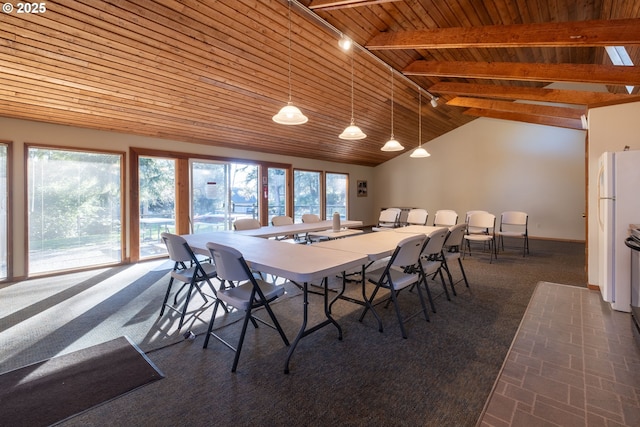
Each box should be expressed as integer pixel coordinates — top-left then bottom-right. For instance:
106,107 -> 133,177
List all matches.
357,180 -> 367,197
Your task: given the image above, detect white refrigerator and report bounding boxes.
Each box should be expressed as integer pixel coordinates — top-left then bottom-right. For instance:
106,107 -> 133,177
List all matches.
597,150 -> 640,312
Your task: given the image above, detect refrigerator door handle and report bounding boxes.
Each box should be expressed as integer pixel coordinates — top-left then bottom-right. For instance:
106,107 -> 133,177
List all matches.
597,163 -> 616,231
597,164 -> 605,231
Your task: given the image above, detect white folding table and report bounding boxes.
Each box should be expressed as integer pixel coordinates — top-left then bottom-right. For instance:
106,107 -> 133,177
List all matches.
393,225 -> 441,235
183,231 -> 368,373
313,230 -> 428,330
234,219 -> 363,239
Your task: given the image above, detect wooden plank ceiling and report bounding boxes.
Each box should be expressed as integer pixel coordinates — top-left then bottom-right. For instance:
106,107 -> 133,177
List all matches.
1,0 -> 640,166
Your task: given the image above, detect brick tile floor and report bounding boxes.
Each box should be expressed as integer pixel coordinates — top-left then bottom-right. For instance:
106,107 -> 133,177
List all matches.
479,282 -> 640,426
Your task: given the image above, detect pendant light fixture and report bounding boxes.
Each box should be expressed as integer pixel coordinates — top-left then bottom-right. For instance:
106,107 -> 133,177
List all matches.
411,90 -> 431,158
338,34 -> 352,51
272,0 -> 308,125
381,67 -> 404,151
339,47 -> 366,140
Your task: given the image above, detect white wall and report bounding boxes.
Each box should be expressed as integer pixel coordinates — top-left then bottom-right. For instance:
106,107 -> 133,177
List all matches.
0,117 -> 375,276
586,101 -> 640,287
373,117 -> 587,240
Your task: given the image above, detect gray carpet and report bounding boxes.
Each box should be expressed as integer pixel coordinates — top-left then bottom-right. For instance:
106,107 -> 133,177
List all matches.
0,260 -> 301,375
1,239 -> 586,426
0,336 -> 164,427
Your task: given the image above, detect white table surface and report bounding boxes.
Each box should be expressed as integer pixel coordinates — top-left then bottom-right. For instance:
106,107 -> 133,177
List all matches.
307,228 -> 364,239
393,225 -> 442,235
183,231 -> 368,283
183,230 -> 372,373
313,229 -> 426,261
234,219 -> 363,238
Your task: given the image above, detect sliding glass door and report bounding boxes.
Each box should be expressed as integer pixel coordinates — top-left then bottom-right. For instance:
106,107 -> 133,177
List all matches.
139,157 -> 176,258
293,170 -> 321,222
191,161 -> 258,233
326,172 -> 348,219
267,167 -> 287,224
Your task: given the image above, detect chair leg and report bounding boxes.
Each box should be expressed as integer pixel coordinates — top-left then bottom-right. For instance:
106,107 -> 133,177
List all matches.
422,276 -> 437,313
178,281 -> 197,330
173,282 -> 190,305
413,276 -> 430,323
359,284 -> 381,322
389,290 -> 408,339
441,258 -> 457,296
160,277 -> 175,316
261,301 -> 290,346
203,299 -> 222,349
231,308 -> 254,373
437,268 -> 451,301
458,258 -> 470,288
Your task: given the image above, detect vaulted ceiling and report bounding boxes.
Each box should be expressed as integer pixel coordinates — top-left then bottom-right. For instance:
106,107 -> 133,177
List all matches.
1,0 -> 640,166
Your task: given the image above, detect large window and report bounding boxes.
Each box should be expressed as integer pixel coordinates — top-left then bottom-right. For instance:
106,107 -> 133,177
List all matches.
191,161 -> 258,233
267,167 -> 287,223
0,144 -> 6,279
293,170 -> 321,222
139,157 -> 176,258
28,147 -> 122,274
326,172 -> 348,220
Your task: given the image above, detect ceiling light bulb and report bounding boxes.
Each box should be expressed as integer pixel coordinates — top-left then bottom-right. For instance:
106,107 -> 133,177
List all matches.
339,120 -> 366,140
272,102 -> 309,125
430,97 -> 439,108
410,146 -> 431,158
381,137 -> 404,152
338,35 -> 352,51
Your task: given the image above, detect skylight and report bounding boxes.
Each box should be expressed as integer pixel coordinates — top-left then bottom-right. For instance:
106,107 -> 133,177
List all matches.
605,46 -> 634,94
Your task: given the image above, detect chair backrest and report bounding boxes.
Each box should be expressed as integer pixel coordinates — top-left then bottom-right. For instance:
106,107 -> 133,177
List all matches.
421,227 -> 449,257
161,232 -> 193,263
406,208 -> 428,226
434,210 -> 458,227
233,218 -> 261,230
444,223 -> 467,250
390,234 -> 427,267
301,213 -> 321,223
206,242 -> 252,282
466,210 -> 488,222
467,212 -> 496,231
378,208 -> 400,226
271,215 -> 294,226
500,211 -> 528,230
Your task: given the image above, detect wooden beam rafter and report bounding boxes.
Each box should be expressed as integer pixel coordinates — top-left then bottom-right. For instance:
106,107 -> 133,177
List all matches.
428,82 -> 640,105
405,61 -> 640,86
367,18 -> 640,49
463,108 -> 584,130
447,97 -> 585,119
308,0 -> 401,10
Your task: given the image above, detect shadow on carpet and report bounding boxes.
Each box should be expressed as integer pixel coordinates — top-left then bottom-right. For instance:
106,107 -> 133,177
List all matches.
0,336 -> 164,427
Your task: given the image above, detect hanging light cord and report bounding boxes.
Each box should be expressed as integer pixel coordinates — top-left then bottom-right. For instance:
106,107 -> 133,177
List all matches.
418,89 -> 422,145
286,0 -> 293,103
349,51 -> 355,121
389,66 -> 394,138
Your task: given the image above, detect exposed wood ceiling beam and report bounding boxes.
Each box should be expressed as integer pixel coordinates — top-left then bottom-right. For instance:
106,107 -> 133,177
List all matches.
447,97 -> 585,119
463,108 -> 584,130
428,82 -> 640,105
367,18 -> 640,49
404,61 -> 640,86
308,0 -> 401,11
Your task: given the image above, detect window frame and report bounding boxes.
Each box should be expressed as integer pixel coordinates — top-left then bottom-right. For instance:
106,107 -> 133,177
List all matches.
24,143 -> 126,276
0,141 -> 11,281
325,171 -> 349,220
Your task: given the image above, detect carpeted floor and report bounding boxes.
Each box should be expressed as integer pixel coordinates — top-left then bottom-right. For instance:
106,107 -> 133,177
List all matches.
1,238 -> 587,426
0,336 -> 164,427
